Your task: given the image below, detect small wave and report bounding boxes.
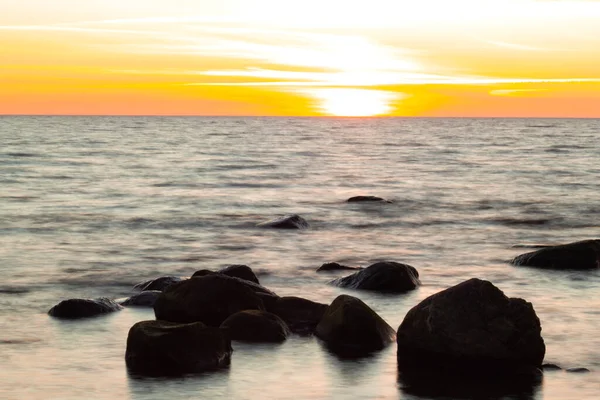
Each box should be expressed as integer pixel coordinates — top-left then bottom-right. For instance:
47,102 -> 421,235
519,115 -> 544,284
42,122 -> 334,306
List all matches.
0,338 -> 42,345
0,286 -> 30,294
487,217 -> 555,227
5,152 -> 37,157
526,124 -> 557,128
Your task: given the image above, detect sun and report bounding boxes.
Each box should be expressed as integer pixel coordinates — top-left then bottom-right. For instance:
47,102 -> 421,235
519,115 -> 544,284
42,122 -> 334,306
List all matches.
306,88 -> 400,117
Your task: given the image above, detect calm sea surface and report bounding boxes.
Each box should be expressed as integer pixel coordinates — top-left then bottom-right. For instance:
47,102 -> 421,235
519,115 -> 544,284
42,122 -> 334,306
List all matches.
1,116 -> 599,400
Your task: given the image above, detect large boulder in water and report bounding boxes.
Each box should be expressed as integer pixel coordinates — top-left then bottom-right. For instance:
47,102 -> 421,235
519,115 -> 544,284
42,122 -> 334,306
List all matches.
191,270 -> 276,297
396,278 -> 545,375
268,296 -> 328,335
316,295 -> 396,356
511,239 -> 600,270
331,261 -> 420,293
218,264 -> 260,284
120,291 -> 161,307
125,320 -> 231,376
154,274 -> 265,326
220,310 -> 290,343
133,276 -> 182,292
257,214 -> 309,229
48,298 -> 123,319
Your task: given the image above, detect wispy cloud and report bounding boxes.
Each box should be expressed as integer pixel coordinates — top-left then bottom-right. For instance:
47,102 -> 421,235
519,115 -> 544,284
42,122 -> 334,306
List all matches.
485,40 -> 549,52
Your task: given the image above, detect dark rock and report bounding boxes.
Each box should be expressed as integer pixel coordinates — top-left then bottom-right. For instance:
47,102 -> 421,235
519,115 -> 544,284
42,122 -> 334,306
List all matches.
331,261 -> 420,293
268,296 -> 327,335
511,239 -> 600,270
396,278 -> 545,375
48,298 -> 123,319
191,269 -> 274,297
134,276 -> 182,292
567,367 -> 590,373
316,295 -> 396,356
154,274 -> 265,326
125,320 -> 231,376
220,310 -> 289,343
316,262 -> 361,273
399,367 -> 542,399
541,363 -> 562,371
256,292 -> 280,311
347,196 -> 390,203
257,214 -> 309,229
120,291 -> 161,307
218,265 -> 260,284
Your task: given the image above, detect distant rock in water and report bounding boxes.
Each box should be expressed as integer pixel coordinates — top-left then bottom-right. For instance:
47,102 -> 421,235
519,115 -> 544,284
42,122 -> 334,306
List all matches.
396,278 -> 545,375
511,239 -> 600,270
48,298 -> 123,319
567,367 -> 590,373
316,295 -> 396,356
154,274 -> 265,326
133,276 -> 182,292
125,320 -> 231,376
257,214 -> 309,229
218,264 -> 260,284
331,261 -> 420,293
316,262 -> 362,273
120,291 -> 161,307
347,196 -> 391,203
220,310 -> 290,343
541,363 -> 562,371
267,296 -> 327,335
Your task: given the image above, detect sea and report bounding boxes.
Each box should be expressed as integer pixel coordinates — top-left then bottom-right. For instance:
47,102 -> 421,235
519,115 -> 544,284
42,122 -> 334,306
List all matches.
1,116 -> 599,400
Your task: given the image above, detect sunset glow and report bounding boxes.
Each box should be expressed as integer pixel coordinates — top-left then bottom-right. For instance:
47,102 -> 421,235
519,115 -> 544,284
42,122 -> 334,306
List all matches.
1,0 -> 600,116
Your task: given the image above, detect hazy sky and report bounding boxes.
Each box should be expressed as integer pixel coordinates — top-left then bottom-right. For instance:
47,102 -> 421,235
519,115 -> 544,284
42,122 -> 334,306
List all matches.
2,0 -> 600,116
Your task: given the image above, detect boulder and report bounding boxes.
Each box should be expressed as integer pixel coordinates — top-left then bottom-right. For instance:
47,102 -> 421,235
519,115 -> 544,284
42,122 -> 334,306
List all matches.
218,264 -> 260,284
331,261 -> 420,293
154,274 -> 265,326
347,196 -> 390,203
220,310 -> 290,343
511,239 -> 600,270
268,296 -> 328,335
48,298 -> 123,319
125,320 -> 231,376
191,270 -> 276,297
257,214 -> 309,229
120,291 -> 161,307
316,262 -> 361,273
396,278 -> 545,375
133,276 -> 182,292
315,295 -> 396,356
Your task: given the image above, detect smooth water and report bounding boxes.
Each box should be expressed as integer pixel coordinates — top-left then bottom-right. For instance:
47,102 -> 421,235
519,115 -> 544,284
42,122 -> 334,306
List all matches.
1,116 -> 599,400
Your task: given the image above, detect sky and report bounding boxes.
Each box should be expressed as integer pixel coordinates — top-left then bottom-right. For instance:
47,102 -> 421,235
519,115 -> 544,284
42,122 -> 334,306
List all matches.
1,0 -> 600,116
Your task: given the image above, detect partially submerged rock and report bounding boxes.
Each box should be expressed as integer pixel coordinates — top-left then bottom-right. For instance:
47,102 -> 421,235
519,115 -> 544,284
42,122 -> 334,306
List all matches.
316,295 -> 396,356
134,276 -> 182,292
257,214 -> 309,229
221,310 -> 290,343
125,320 -> 231,376
154,274 -> 265,326
120,291 -> 161,307
48,298 -> 123,319
511,239 -> 600,270
218,264 -> 260,284
316,262 -> 361,273
268,296 -> 327,335
347,196 -> 390,203
191,269 -> 276,297
331,261 -> 420,293
396,278 -> 545,375
567,367 -> 590,373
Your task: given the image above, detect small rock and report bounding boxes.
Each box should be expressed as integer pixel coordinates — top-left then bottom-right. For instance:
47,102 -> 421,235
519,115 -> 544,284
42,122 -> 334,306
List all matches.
541,363 -> 562,371
567,367 -> 590,373
218,265 -> 260,284
316,294 -> 396,356
221,310 -> 290,343
48,298 -> 123,319
511,239 -> 600,270
120,291 -> 161,307
331,261 -> 420,293
347,196 -> 390,203
257,214 -> 309,229
316,262 -> 361,273
125,320 -> 231,376
133,276 -> 182,292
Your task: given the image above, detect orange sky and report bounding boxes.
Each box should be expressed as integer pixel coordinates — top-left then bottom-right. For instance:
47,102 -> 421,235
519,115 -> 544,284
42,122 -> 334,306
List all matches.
2,0 -> 600,117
